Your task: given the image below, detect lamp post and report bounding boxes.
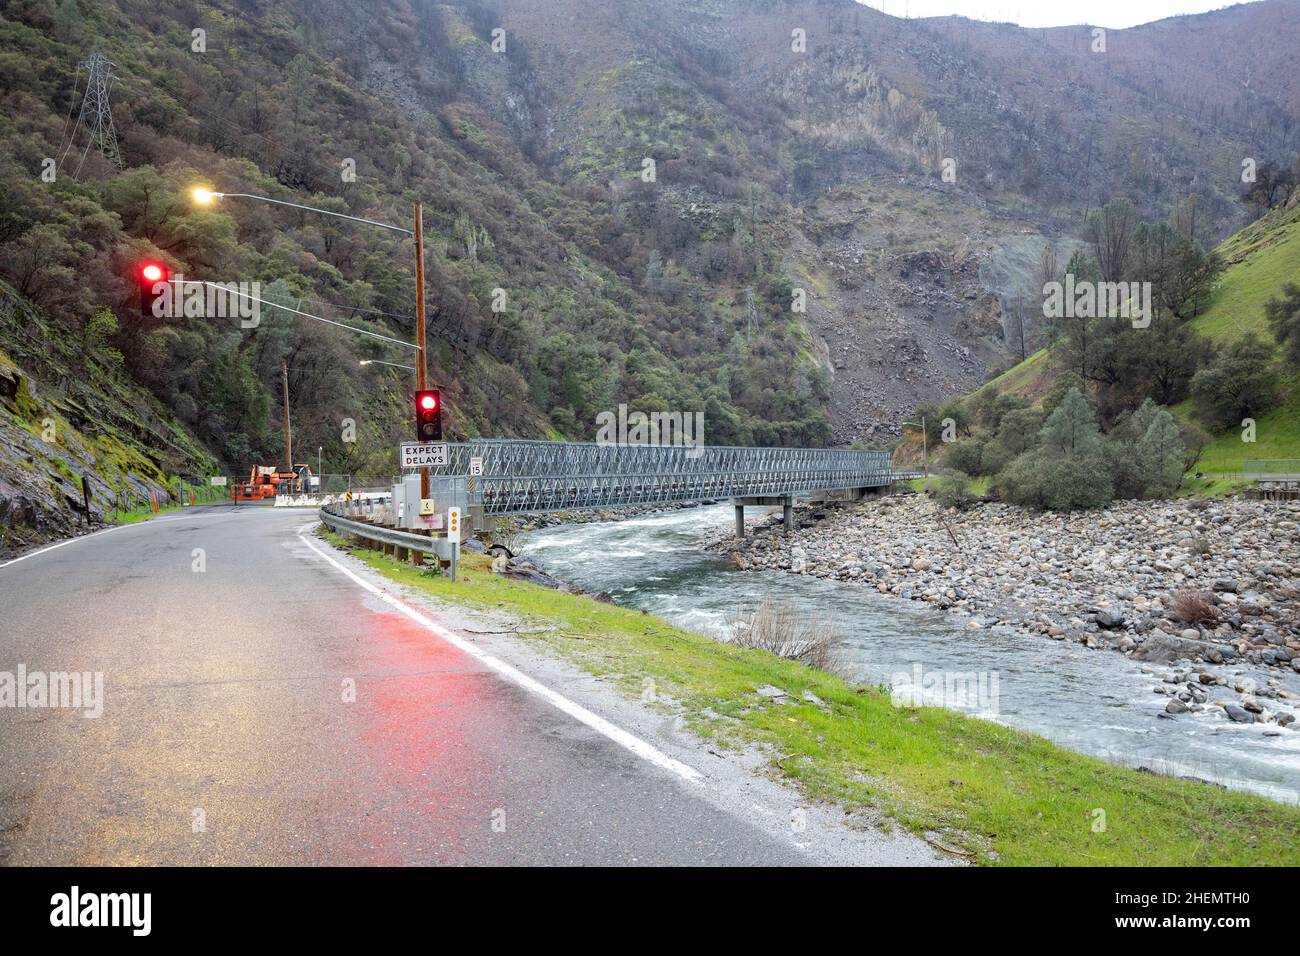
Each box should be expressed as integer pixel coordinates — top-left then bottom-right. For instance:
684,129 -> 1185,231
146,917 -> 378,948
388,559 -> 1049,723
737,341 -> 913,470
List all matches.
359,359 -> 416,371
194,187 -> 432,497
902,416 -> 929,479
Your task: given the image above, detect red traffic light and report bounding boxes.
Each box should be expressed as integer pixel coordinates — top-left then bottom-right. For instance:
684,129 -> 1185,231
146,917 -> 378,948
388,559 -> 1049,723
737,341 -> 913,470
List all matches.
137,261 -> 170,317
414,389 -> 442,442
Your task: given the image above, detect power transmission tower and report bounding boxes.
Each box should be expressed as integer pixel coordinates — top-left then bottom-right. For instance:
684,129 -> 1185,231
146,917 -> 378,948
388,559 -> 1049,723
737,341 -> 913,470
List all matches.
60,50 -> 122,176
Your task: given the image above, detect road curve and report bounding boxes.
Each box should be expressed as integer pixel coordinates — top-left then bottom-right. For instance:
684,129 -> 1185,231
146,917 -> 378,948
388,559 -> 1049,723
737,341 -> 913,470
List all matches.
0,504 -> 835,865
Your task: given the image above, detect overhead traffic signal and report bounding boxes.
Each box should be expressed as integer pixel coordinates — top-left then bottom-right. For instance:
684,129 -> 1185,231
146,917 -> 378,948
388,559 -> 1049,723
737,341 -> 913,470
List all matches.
414,389 -> 442,442
138,260 -> 169,317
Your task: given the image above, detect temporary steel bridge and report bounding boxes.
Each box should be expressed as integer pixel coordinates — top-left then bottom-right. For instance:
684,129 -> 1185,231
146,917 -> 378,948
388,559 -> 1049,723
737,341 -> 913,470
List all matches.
422,440 -> 900,534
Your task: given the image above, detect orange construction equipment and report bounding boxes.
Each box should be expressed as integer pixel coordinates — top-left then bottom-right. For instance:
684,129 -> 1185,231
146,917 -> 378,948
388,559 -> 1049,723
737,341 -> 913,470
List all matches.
230,464 -> 313,502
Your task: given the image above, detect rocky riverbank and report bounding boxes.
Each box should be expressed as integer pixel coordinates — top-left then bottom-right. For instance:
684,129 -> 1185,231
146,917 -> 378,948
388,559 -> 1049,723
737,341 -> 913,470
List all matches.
705,493 -> 1300,729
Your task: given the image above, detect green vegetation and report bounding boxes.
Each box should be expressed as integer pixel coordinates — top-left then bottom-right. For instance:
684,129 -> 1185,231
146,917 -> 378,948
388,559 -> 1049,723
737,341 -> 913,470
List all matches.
0,1 -> 833,478
921,192 -> 1300,491
320,528 -> 1300,865
103,482 -> 227,525
1190,203 -> 1300,343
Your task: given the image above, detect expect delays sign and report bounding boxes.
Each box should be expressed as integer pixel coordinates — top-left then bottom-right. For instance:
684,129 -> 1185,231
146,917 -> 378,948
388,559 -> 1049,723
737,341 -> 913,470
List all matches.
399,442 -> 448,468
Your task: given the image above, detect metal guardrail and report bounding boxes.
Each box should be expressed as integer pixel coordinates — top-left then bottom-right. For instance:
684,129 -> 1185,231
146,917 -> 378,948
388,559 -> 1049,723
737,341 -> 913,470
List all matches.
422,440 -> 895,515
318,502 -> 458,559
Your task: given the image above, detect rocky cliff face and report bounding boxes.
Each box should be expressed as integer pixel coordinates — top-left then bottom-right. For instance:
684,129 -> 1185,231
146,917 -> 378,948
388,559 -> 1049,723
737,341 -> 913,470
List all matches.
0,286 -> 216,556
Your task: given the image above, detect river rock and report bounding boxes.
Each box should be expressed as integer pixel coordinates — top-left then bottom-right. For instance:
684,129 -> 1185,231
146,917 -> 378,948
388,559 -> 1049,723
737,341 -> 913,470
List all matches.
1223,703 -> 1256,723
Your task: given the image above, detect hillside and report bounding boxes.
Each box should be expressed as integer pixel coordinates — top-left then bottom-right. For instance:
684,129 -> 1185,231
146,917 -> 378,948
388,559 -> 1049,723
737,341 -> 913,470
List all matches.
0,280 -> 217,554
2,0 -> 1299,544
951,193 -> 1300,476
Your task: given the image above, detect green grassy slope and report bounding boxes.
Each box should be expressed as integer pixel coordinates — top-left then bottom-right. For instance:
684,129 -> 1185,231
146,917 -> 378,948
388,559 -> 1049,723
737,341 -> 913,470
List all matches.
1186,202 -> 1300,471
954,200 -> 1300,474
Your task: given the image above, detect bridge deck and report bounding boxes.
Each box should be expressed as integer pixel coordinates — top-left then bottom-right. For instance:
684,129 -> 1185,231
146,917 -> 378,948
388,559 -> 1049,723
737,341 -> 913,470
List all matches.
424,440 -> 895,515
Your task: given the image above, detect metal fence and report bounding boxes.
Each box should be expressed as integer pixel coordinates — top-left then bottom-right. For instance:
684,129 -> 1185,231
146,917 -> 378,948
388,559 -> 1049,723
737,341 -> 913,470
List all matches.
1242,459 -> 1300,477
419,440 -> 895,515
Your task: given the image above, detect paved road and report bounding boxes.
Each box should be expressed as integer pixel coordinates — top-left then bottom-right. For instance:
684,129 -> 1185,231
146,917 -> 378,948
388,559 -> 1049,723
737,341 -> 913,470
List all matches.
0,504 -> 818,865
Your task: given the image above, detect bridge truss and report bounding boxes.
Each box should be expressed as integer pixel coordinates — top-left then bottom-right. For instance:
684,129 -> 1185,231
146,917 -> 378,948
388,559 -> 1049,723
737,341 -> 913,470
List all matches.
423,440 -> 895,516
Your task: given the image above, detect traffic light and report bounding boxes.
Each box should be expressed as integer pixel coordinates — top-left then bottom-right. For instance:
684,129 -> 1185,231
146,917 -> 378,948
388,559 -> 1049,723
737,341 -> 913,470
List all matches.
414,389 -> 442,442
138,261 -> 169,317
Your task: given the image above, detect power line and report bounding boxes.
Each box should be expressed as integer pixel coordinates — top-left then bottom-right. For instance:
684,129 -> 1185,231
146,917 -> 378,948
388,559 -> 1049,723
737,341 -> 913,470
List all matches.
166,280 -> 420,351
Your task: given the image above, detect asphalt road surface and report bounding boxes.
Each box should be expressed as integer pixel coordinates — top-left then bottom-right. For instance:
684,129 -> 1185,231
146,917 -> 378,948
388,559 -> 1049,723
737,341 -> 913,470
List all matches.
0,504 -> 836,866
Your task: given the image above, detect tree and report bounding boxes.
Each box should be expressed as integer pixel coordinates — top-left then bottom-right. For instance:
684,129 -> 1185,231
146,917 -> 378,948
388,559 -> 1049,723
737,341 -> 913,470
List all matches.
1189,334 -> 1280,429
1174,423 -> 1208,476
1135,408 -> 1186,497
1084,198 -> 1137,282
994,388 -> 1113,511
1265,282 -> 1300,364
1042,372 -> 1087,418
1056,250 -> 1100,379
980,407 -> 1042,474
1039,387 -> 1102,455
1242,160 -> 1296,212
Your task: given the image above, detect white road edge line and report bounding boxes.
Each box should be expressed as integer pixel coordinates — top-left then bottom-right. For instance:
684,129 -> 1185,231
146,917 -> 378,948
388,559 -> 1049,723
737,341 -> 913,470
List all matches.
296,529 -> 704,785
0,514 -> 192,570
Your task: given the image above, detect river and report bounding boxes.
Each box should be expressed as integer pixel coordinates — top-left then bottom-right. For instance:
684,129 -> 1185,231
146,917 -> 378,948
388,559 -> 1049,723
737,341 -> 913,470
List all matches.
521,503 -> 1300,804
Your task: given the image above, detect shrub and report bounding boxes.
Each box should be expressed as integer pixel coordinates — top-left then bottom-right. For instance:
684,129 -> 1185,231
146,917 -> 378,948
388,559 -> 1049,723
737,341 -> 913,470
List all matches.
943,437 -> 985,475
1169,590 -> 1219,626
1189,334 -> 1279,429
931,471 -> 976,510
730,598 -> 844,674
995,449 -> 1113,511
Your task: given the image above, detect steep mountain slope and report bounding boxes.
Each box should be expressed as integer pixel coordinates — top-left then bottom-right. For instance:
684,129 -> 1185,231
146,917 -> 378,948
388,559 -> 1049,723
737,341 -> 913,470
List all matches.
1,0 -> 1298,506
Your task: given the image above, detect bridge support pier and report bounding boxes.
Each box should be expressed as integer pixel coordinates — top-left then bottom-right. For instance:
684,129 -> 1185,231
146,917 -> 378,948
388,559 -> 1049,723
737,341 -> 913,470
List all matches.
734,495 -> 795,539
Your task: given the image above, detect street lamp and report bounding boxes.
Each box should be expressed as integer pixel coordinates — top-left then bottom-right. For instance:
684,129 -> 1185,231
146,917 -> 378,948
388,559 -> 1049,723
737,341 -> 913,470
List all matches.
360,359 -> 416,371
192,188 -> 415,236
902,416 -> 929,479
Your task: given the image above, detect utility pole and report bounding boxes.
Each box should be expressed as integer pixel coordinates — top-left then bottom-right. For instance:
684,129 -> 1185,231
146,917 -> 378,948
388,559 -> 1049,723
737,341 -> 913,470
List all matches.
920,415 -> 929,478
281,361 -> 292,476
414,202 -> 429,500
903,416 -> 929,479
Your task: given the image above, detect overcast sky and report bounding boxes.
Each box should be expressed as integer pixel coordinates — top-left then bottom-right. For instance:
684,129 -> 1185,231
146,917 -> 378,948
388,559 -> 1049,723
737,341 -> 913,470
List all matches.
857,0 -> 1259,29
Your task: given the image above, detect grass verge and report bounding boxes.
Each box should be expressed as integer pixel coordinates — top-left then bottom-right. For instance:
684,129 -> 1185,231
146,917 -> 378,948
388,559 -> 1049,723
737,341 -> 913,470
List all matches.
104,484 -> 228,525
318,527 -> 1300,865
